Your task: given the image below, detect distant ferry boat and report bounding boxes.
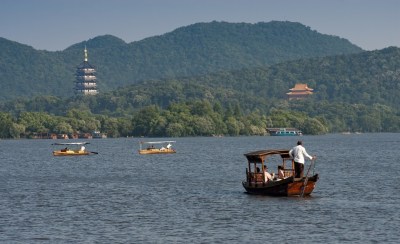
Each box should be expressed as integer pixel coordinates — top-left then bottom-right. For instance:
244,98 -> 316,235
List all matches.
267,128 -> 302,136
92,131 -> 107,139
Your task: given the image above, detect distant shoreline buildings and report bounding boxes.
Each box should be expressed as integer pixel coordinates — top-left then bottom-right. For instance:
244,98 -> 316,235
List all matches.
75,47 -> 98,95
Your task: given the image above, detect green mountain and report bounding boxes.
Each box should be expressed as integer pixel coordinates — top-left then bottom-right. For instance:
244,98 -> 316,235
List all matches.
1,47 -> 399,137
0,21 -> 362,101
83,46 -> 399,113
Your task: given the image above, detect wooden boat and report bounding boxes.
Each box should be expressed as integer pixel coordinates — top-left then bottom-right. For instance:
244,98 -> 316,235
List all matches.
52,142 -> 97,156
242,149 -> 318,196
139,141 -> 176,155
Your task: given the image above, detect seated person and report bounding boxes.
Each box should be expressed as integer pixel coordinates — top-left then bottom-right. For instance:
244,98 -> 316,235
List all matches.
263,165 -> 273,182
278,165 -> 285,179
251,167 -> 263,182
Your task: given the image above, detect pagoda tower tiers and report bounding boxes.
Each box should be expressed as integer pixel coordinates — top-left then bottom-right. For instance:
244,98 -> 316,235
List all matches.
75,47 -> 98,95
286,83 -> 314,100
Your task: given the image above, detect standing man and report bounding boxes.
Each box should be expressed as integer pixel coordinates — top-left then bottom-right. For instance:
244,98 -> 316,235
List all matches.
289,141 -> 315,178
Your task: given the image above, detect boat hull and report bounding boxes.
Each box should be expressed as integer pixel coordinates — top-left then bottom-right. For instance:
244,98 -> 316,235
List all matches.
270,133 -> 300,136
242,174 -> 319,196
138,149 -> 176,155
53,150 -> 90,156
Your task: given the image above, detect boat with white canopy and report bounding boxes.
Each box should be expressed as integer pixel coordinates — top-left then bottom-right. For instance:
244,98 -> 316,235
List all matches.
138,141 -> 176,154
52,142 -> 97,156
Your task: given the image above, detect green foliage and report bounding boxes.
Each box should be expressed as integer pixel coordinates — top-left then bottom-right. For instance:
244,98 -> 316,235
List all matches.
0,92 -> 399,138
1,36 -> 400,137
9,123 -> 25,138
0,112 -> 14,138
301,118 -> 329,135
0,21 -> 362,101
18,112 -> 57,134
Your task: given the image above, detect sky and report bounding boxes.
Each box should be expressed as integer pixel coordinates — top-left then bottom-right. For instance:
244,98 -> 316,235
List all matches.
1,0 -> 399,51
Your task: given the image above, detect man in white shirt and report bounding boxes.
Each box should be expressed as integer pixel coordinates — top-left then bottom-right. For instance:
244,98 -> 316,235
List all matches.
289,141 -> 315,178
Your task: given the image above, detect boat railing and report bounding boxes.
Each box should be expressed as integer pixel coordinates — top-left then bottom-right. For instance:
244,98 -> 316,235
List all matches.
247,168 -> 294,182
247,172 -> 265,183
283,169 -> 295,178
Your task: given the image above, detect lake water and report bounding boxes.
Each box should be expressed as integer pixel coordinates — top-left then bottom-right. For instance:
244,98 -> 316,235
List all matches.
0,133 -> 399,243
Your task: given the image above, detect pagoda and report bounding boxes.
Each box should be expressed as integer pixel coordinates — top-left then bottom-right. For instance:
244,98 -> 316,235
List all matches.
75,47 -> 98,95
286,83 -> 313,100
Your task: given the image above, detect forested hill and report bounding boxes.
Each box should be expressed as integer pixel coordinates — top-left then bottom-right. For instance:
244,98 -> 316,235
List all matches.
2,46 -> 399,116
1,47 -> 400,137
0,21 -> 362,100
91,46 -> 400,112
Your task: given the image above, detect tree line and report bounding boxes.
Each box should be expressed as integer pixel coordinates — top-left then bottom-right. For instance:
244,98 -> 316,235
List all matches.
1,95 -> 399,139
0,99 -> 330,139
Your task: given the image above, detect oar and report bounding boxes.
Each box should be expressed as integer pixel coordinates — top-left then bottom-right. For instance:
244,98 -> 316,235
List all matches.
89,151 -> 99,154
300,158 -> 316,197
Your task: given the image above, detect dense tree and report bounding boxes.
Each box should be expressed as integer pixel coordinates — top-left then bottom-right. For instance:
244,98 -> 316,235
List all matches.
9,123 -> 25,139
0,112 -> 14,138
225,117 -> 242,136
18,112 -> 58,135
301,118 -> 328,135
54,121 -> 74,134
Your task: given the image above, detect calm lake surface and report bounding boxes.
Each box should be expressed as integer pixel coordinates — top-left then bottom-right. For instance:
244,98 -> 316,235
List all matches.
1,133 -> 399,243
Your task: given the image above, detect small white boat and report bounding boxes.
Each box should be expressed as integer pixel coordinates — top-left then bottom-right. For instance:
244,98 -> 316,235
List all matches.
138,141 -> 176,154
52,142 -> 97,156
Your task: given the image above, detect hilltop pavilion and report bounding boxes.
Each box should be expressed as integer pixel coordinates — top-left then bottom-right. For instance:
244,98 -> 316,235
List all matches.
286,83 -> 314,100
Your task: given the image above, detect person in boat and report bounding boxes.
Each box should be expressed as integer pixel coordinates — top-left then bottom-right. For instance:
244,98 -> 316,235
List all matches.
61,147 -> 68,152
251,167 -> 262,182
166,143 -> 172,149
160,146 -> 166,151
263,165 -> 273,182
80,145 -> 86,152
289,140 -> 315,178
277,165 -> 285,179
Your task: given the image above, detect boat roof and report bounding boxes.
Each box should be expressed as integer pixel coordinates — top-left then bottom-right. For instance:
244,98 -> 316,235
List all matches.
267,128 -> 301,132
140,141 -> 176,144
52,142 -> 90,145
244,149 -> 291,162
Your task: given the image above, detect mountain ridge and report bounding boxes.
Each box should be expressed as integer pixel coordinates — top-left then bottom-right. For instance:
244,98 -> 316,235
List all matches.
0,21 -> 363,101
1,46 -> 399,136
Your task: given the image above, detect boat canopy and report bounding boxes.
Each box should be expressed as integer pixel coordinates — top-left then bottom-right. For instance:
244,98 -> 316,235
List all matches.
140,141 -> 176,144
52,142 -> 90,145
244,149 -> 291,163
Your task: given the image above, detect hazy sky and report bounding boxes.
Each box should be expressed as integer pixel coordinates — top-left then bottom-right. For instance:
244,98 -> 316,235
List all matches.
1,0 -> 399,51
